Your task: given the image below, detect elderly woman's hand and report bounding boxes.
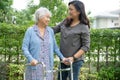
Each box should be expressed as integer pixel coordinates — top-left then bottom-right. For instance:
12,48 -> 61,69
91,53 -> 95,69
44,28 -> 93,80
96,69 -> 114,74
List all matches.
61,58 -> 68,63
30,59 -> 38,66
62,57 -> 74,65
61,58 -> 70,65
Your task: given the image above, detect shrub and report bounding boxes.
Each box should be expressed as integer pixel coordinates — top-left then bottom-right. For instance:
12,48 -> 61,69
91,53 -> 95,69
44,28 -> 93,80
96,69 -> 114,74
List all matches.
0,23 -> 120,79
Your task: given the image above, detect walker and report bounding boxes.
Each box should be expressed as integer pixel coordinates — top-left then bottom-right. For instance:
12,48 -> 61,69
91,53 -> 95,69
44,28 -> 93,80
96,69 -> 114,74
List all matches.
24,60 -> 73,80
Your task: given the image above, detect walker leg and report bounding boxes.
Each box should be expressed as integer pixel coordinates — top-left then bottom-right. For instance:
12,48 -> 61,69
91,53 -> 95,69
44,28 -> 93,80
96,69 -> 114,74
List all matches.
42,62 -> 47,80
23,73 -> 25,80
60,63 -> 62,80
70,62 -> 73,80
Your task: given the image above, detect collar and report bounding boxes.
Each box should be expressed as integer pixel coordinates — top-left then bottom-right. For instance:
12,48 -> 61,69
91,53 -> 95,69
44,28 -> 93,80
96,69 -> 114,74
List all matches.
33,25 -> 49,32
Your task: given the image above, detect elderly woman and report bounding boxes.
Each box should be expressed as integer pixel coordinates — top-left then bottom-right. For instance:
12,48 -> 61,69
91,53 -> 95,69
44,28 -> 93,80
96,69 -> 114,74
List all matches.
22,7 -> 66,80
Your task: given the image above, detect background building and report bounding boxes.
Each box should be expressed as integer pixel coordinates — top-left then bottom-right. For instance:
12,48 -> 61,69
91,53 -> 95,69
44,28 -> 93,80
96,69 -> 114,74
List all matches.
93,12 -> 119,29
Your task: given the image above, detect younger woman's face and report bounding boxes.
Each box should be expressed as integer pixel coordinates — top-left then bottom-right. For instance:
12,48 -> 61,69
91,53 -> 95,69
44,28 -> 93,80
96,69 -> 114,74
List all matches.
68,4 -> 80,19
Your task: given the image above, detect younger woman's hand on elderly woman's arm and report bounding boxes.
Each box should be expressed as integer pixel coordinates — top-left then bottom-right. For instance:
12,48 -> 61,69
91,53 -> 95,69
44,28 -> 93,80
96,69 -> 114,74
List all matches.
30,59 -> 38,66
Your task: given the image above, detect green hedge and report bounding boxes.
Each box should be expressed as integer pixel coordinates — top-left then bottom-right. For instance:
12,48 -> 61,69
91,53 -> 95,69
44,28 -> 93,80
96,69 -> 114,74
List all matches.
0,23 -> 120,79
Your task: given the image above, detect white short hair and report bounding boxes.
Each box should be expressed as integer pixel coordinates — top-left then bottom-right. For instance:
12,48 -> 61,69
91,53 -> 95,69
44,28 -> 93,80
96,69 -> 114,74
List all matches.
34,7 -> 52,24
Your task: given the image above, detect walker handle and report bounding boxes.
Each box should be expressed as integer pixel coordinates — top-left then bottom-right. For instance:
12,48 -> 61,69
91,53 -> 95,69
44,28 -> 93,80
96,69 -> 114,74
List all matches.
61,59 -> 73,64
25,62 -> 45,66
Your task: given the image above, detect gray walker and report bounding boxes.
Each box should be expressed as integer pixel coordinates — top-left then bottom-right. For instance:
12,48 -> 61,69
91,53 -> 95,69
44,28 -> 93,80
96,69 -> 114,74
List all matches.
24,60 -> 73,80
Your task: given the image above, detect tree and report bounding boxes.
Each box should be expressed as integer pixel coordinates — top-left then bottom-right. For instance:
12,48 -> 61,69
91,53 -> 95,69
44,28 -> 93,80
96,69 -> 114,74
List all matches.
15,0 -> 67,26
38,0 -> 67,26
87,11 -> 94,27
0,0 -> 13,23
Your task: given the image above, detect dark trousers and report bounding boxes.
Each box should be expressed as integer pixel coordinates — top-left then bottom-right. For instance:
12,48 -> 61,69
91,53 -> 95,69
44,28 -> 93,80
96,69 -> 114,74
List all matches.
58,60 -> 83,80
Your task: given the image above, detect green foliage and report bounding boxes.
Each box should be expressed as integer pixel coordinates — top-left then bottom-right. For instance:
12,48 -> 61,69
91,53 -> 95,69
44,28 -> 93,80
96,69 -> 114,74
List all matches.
0,0 -> 13,23
87,11 -> 94,26
88,29 -> 120,55
0,23 -> 27,63
0,23 -> 120,79
98,67 -> 120,80
13,10 -> 34,26
80,64 -> 120,80
0,62 -> 24,80
0,62 -> 9,80
8,63 -> 24,80
80,67 -> 98,80
14,0 -> 67,26
39,0 -> 68,26
0,0 -> 13,10
84,29 -> 120,79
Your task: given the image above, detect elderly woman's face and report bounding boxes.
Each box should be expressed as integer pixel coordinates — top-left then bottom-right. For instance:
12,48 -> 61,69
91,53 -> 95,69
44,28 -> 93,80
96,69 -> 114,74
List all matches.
39,13 -> 50,26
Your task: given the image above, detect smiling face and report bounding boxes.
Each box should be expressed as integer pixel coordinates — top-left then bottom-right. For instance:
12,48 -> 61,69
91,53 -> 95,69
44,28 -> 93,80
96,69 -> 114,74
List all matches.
39,13 -> 51,26
68,4 -> 80,19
